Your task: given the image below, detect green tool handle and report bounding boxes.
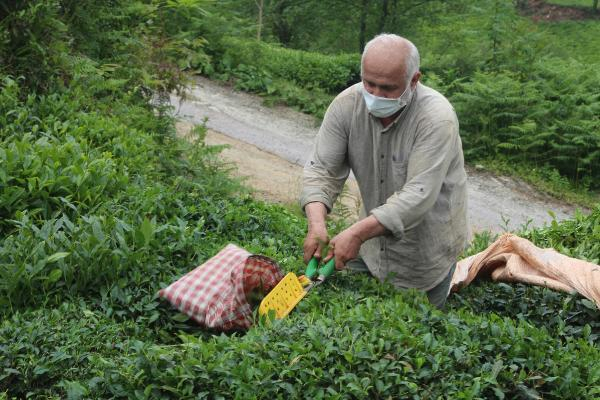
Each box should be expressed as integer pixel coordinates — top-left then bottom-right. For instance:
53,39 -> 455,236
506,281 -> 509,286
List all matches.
306,257 -> 336,279
318,257 -> 336,278
305,257 -> 319,279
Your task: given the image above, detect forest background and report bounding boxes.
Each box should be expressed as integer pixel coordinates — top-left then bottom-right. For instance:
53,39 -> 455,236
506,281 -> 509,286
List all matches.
0,0 -> 599,398
210,0 -> 600,204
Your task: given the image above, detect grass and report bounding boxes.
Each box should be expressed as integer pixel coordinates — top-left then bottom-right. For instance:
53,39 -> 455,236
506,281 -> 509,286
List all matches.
471,158 -> 600,210
545,0 -> 598,8
539,20 -> 600,64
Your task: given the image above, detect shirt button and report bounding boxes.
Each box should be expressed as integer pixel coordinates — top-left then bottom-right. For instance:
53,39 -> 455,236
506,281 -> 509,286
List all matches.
380,247 -> 384,251
381,154 -> 384,159
380,179 -> 384,183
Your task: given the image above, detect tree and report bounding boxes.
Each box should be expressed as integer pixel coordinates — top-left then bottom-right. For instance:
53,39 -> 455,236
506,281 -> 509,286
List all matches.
358,0 -> 369,52
256,0 -> 264,40
378,0 -> 389,33
270,0 -> 293,45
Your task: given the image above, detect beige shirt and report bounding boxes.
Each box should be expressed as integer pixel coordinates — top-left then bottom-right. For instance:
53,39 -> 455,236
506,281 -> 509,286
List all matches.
300,82 -> 469,291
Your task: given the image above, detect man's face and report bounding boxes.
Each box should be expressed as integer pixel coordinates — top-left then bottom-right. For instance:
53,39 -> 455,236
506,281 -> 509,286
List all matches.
361,46 -> 412,99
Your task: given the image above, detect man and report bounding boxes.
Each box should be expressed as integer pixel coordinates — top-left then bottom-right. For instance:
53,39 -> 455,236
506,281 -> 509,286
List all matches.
299,34 -> 468,309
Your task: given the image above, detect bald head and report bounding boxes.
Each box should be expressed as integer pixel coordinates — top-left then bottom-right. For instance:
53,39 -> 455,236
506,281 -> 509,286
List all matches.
361,34 -> 420,85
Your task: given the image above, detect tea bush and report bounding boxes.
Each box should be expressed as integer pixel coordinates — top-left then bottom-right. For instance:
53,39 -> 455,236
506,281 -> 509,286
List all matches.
4,271 -> 600,398
3,62 -> 599,397
218,37 -> 360,94
2,1 -> 600,398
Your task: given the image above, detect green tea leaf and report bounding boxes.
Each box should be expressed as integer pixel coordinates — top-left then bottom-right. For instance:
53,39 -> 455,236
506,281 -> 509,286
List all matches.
171,313 -> 190,322
48,268 -> 62,283
140,217 -> 154,247
46,252 -> 70,264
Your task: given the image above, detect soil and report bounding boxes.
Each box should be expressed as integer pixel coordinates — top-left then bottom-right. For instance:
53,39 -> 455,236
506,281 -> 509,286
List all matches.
172,76 -> 584,235
520,0 -> 600,22
176,124 -> 363,219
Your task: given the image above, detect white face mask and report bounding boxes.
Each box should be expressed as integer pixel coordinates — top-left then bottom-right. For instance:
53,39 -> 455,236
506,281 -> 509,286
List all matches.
362,83 -> 414,118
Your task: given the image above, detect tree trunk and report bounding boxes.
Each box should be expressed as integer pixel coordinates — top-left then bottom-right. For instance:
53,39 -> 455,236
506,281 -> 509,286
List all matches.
358,0 -> 369,52
390,0 -> 398,30
593,0 -> 598,12
256,0 -> 264,41
378,0 -> 389,33
272,0 -> 292,45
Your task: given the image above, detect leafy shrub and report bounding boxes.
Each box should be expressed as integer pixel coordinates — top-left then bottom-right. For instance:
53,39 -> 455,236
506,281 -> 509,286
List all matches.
0,73 -> 308,312
451,59 -> 600,188
261,79 -> 334,119
0,302 -> 143,396
2,2 -> 600,399
49,276 -> 600,399
0,134 -> 126,227
525,205 -> 600,263
541,20 -> 600,65
218,37 -> 361,94
0,1 -> 70,92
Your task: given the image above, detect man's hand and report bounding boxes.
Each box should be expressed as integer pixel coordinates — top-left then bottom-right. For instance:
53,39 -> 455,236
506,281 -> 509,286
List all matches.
325,228 -> 363,270
324,215 -> 389,270
303,224 -> 329,263
303,202 -> 329,263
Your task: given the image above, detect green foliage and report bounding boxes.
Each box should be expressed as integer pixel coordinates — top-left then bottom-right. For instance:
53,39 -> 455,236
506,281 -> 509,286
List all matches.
2,1 -> 600,398
203,37 -> 353,118
4,273 -> 600,398
524,205 -> 600,263
546,0 -> 597,7
261,79 -> 334,119
0,0 -> 213,95
0,302 -> 144,395
451,59 -> 600,188
208,0 -> 600,192
541,20 -> 600,64
218,37 -> 361,94
0,80 -> 307,313
0,1 -> 70,91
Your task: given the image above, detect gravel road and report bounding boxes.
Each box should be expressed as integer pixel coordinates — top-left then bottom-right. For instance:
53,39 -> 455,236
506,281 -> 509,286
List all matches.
171,76 -> 580,234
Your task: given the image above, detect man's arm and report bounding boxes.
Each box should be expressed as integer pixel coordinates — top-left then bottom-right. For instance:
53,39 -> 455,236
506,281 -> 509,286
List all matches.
300,97 -> 351,213
303,202 -> 329,263
300,95 -> 352,262
325,215 -> 389,270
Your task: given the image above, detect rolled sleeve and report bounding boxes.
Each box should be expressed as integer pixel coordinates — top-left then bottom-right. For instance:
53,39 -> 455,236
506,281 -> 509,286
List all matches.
370,207 -> 405,238
299,188 -> 335,213
370,120 -> 458,238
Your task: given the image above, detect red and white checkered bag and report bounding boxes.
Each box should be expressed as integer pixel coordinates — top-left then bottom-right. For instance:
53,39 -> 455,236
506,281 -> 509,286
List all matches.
158,244 -> 284,331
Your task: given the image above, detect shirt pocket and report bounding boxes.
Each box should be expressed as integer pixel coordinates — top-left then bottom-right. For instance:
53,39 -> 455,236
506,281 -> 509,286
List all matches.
391,159 -> 408,189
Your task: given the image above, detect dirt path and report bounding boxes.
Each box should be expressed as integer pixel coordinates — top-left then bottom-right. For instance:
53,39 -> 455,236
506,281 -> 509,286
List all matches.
172,77 -> 581,234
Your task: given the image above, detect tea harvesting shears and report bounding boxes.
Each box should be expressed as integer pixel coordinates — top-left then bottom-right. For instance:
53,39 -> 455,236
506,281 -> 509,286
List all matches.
258,256 -> 336,319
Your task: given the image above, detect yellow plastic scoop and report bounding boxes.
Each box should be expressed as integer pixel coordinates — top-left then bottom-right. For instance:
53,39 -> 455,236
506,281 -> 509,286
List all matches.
258,272 -> 310,319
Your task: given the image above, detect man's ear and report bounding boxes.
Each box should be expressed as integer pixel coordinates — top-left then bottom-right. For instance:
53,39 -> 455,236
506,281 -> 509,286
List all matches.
411,71 -> 422,88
